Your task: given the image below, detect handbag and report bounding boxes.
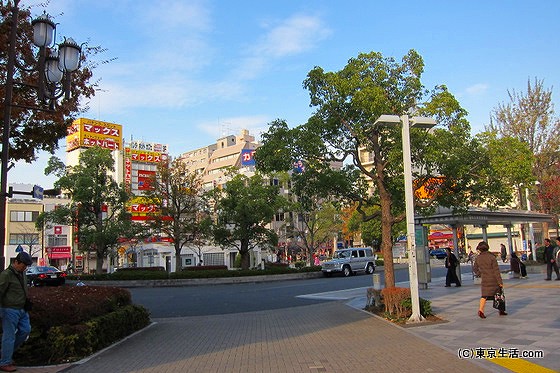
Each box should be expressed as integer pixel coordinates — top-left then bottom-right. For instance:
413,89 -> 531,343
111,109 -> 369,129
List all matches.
493,287 -> 506,311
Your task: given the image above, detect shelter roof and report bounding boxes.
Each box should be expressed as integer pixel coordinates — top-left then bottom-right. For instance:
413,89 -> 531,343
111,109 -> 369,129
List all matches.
415,206 -> 554,227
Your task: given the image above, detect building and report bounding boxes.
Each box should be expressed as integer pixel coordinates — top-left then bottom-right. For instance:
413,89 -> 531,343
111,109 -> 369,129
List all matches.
5,184 -> 43,266
179,129 -> 259,189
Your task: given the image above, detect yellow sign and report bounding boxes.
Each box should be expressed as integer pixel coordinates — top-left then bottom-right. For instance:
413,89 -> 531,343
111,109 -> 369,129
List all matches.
66,118 -> 122,152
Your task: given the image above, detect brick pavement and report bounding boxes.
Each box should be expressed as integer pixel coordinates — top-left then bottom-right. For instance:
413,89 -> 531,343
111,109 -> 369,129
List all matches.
58,301 -> 489,373
14,265 -> 560,373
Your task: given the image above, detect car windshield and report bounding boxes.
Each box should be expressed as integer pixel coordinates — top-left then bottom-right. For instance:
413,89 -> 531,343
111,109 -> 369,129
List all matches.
335,251 -> 351,259
30,266 -> 58,273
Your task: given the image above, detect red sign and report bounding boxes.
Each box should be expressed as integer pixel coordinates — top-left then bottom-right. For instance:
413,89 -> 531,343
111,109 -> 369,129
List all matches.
46,246 -> 72,259
54,226 -> 62,235
138,170 -> 155,190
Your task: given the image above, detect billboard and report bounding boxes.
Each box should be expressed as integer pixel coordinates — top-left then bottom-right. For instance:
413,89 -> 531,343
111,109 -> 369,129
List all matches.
138,170 -> 156,190
241,149 -> 256,166
66,118 -> 122,152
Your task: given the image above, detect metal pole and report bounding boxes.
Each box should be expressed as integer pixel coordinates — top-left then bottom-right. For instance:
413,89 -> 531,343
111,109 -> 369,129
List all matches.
401,115 -> 424,322
525,187 -> 536,260
0,0 -> 21,270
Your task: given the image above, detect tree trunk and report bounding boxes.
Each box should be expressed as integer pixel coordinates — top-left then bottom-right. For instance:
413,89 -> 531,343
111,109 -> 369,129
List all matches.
175,244 -> 182,272
380,190 -> 395,288
240,239 -> 250,269
96,252 -> 104,274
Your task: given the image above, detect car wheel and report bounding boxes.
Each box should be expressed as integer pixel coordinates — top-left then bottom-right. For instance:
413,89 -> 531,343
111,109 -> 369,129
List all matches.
366,263 -> 375,274
342,265 -> 352,277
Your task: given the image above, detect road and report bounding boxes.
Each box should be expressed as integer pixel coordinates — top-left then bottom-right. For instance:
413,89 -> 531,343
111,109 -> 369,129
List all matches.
130,259 -> 482,318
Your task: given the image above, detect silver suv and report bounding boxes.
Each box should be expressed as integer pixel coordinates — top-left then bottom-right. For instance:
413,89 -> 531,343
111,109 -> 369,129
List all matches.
321,248 -> 376,277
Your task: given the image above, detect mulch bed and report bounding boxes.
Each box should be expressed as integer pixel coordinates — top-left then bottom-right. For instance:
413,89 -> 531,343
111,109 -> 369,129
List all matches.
364,305 -> 448,328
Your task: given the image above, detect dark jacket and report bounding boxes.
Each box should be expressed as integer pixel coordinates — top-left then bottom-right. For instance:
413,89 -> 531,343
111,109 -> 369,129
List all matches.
0,265 -> 28,309
473,251 -> 503,297
544,244 -> 557,262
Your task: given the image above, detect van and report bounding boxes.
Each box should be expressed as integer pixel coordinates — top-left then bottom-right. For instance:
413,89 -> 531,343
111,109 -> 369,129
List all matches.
321,248 -> 376,277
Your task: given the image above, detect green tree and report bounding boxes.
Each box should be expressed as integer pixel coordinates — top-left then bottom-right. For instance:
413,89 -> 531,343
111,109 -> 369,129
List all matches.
142,158 -> 211,271
0,1 -> 111,164
477,131 -> 535,206
211,173 -> 286,270
257,50 -> 511,288
37,147 -> 132,273
488,78 -> 560,233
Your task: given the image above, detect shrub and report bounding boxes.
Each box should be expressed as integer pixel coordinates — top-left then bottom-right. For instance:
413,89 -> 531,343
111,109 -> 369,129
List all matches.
381,287 -> 410,318
186,265 -> 228,271
14,286 -> 150,365
293,261 -> 306,269
116,266 -> 166,271
401,297 -> 433,317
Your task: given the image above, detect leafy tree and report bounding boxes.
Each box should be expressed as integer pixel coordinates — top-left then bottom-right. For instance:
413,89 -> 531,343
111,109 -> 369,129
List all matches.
37,147 -> 132,273
142,158 -> 211,271
12,223 -> 41,258
211,173 -> 287,270
0,1 -> 110,164
488,78 -> 560,234
476,131 -> 535,206
257,50 -> 511,288
286,189 -> 342,265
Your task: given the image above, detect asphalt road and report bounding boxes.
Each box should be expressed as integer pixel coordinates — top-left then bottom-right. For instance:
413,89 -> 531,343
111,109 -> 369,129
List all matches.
130,260 -> 472,318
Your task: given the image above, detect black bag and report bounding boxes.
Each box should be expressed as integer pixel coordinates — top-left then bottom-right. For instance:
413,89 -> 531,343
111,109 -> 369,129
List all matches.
492,287 -> 505,311
24,298 -> 33,312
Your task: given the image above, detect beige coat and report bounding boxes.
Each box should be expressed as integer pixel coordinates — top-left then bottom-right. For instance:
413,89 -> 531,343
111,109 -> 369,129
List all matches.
473,251 -> 503,297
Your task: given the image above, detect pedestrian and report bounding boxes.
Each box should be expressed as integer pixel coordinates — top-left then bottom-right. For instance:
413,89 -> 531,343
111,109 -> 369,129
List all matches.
500,243 -> 507,263
510,252 -> 527,279
444,247 -> 461,287
0,252 -> 33,372
467,247 -> 475,264
473,241 -> 507,318
543,238 -> 560,281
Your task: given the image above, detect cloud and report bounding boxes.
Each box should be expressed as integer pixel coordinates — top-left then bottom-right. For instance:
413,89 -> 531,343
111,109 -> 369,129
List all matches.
256,14 -> 331,58
465,83 -> 489,96
234,13 -> 331,80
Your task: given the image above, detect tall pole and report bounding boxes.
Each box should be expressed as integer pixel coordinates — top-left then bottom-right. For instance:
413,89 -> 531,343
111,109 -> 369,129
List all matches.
0,0 -> 21,269
401,115 -> 424,322
526,187 -> 535,259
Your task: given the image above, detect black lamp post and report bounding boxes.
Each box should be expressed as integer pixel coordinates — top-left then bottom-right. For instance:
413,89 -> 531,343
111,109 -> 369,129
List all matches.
0,0 -> 81,269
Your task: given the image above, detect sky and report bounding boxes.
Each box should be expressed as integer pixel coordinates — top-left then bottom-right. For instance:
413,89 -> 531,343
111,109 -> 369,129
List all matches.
9,0 -> 560,188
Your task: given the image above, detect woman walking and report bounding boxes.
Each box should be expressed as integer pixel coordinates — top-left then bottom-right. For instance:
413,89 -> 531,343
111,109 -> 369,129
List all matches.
473,241 -> 507,318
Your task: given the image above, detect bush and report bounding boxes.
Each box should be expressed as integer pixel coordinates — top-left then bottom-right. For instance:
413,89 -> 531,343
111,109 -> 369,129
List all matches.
14,286 -> 150,365
293,261 -> 306,269
116,266 -> 166,271
401,297 -> 433,317
186,265 -> 228,271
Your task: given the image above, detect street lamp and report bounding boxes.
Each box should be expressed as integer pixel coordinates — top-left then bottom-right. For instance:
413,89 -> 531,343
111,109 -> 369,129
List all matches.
374,114 -> 436,323
1,0 -> 81,269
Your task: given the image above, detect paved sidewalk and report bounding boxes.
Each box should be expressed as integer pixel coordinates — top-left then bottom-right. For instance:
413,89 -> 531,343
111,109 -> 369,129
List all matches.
15,269 -> 560,373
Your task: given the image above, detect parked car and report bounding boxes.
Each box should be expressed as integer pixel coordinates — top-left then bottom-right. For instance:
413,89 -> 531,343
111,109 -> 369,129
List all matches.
429,248 -> 448,260
321,247 -> 376,277
26,266 -> 67,286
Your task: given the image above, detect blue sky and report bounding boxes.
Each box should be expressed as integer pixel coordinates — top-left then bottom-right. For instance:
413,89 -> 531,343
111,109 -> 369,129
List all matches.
11,0 -> 560,188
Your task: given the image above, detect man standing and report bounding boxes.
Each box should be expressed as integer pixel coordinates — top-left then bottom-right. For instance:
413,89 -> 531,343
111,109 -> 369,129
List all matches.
0,252 -> 33,372
444,247 -> 461,287
543,238 -> 560,281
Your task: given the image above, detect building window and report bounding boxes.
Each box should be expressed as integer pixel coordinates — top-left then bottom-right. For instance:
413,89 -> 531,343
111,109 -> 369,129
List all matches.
9,233 -> 39,245
10,211 -> 39,222
47,235 -> 68,247
275,213 -> 285,222
203,252 -> 224,266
